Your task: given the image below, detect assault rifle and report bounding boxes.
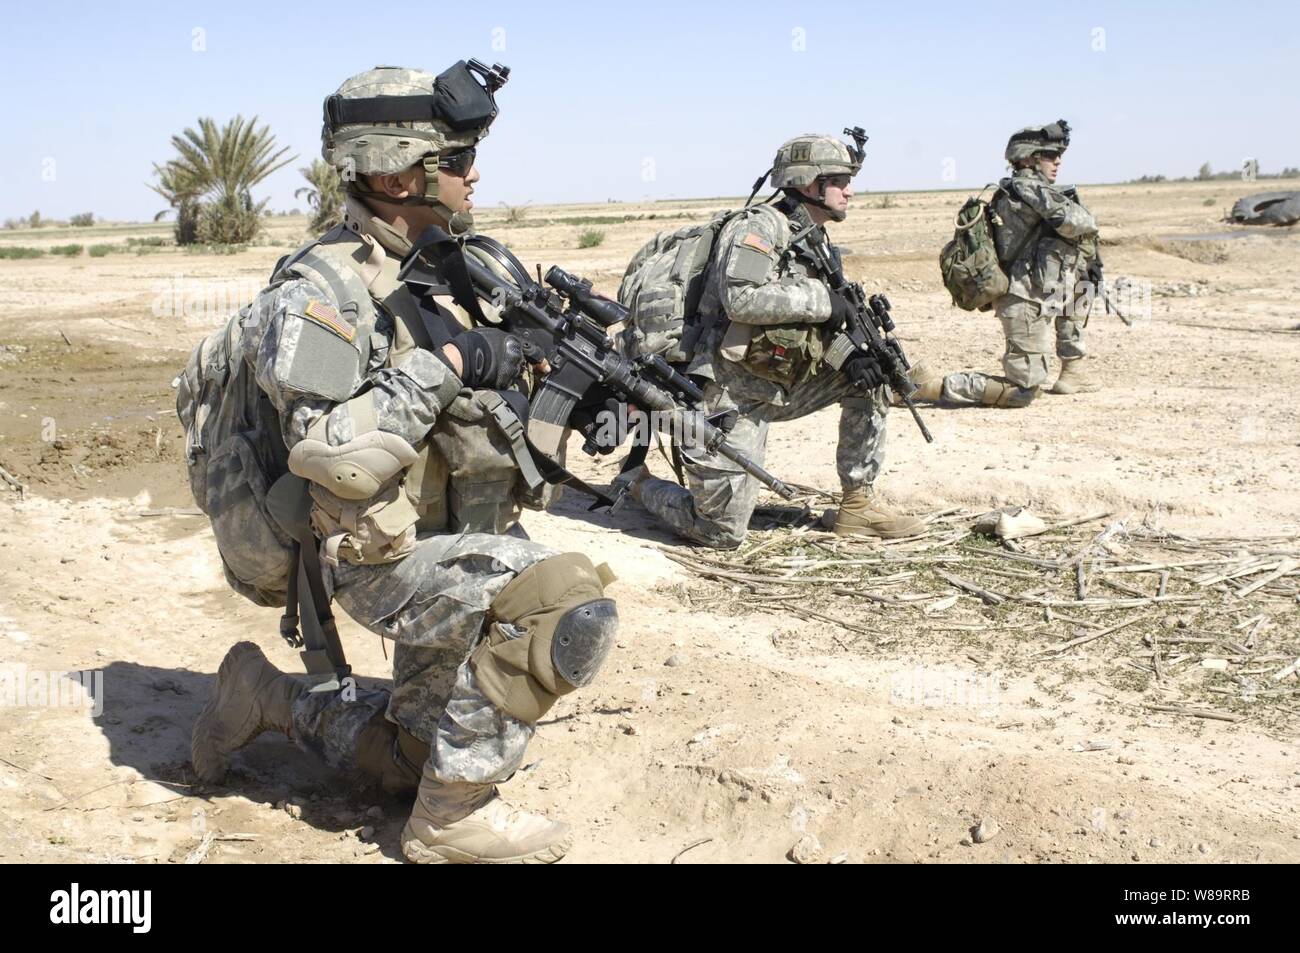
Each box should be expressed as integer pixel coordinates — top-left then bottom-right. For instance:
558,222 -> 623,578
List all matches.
1084,249 -> 1133,326
1060,187 -> 1133,327
399,226 -> 798,505
803,229 -> 935,443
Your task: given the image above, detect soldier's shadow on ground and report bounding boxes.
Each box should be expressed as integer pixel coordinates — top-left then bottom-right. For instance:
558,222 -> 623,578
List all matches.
547,486 -> 821,542
87,661 -> 411,862
546,487 -> 680,543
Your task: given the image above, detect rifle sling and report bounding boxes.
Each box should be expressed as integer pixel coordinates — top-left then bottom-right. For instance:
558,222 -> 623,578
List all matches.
495,388 -> 616,509
413,229 -> 490,326
258,393 -> 351,689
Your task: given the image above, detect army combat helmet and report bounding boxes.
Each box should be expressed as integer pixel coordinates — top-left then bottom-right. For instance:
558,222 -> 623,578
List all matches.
322,60 -> 509,231
1005,119 -> 1071,164
750,127 -> 867,222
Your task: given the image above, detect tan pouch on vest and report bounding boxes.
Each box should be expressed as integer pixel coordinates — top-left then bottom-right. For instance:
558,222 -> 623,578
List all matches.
308,478 -> 419,566
739,323 -> 825,388
719,320 -> 751,363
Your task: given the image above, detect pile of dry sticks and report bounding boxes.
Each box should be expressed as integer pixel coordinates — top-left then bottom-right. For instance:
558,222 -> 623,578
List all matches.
660,486 -> 1300,721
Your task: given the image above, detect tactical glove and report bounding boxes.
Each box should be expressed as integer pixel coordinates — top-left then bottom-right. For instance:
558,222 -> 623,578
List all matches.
844,351 -> 886,390
445,327 -> 528,390
829,289 -> 857,327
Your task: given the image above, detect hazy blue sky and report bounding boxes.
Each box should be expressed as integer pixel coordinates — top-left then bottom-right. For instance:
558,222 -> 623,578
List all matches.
3,0 -> 1297,221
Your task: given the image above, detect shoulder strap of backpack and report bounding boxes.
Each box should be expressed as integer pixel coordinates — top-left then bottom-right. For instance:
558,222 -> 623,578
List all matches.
990,178 -> 1048,266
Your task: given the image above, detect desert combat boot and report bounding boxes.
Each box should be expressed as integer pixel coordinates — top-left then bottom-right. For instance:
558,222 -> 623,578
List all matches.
980,379 -> 1038,408
832,488 -> 927,539
401,769 -> 572,864
1049,358 -> 1102,394
192,641 -> 303,783
892,359 -> 943,405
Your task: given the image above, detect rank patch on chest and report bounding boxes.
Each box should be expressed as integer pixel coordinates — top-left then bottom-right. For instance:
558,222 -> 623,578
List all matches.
302,299 -> 354,342
741,232 -> 774,255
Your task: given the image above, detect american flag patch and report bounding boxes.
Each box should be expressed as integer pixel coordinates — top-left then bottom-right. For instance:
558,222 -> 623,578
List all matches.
741,232 -> 773,255
302,300 -> 354,342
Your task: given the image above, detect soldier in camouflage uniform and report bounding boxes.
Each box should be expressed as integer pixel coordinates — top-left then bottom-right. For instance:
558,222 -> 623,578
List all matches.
190,64 -> 618,864
623,133 -> 926,548
916,120 -> 1102,407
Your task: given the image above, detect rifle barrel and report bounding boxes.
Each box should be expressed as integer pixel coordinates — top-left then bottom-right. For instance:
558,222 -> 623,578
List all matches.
901,394 -> 935,443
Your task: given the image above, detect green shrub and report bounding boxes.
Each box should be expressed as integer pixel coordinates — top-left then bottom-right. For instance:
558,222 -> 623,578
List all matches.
500,201 -> 531,224
49,244 -> 84,257
557,215 -> 626,226
198,193 -> 264,245
126,236 -> 168,247
88,244 -> 116,257
0,246 -> 44,259
183,243 -> 248,255
877,194 -> 897,209
578,229 -> 606,249
1202,198 -> 1215,206
69,213 -> 95,227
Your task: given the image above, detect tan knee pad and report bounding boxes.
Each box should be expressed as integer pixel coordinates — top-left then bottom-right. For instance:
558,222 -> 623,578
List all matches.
471,554 -> 618,723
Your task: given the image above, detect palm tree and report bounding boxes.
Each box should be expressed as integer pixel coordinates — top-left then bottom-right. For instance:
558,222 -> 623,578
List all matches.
150,160 -> 203,244
149,116 -> 294,244
295,159 -> 344,233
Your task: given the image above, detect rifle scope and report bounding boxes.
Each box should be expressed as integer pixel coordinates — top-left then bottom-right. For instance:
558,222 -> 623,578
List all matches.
544,266 -> 628,328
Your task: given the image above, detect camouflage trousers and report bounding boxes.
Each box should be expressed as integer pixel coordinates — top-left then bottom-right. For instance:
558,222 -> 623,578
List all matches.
938,295 -> 1087,404
639,358 -> 888,548
290,530 -> 557,788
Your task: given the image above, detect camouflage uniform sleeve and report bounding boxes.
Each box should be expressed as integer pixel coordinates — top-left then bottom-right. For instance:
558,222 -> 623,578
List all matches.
715,208 -> 833,326
1013,180 -> 1099,241
243,277 -> 462,449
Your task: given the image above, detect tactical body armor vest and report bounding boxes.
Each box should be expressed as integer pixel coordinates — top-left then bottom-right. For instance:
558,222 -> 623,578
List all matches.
178,217 -> 546,608
990,171 -> 1090,303
709,204 -> 830,391
276,222 -> 545,546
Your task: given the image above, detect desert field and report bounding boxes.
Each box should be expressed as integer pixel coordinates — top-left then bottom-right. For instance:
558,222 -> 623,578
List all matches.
1,178 -> 1297,864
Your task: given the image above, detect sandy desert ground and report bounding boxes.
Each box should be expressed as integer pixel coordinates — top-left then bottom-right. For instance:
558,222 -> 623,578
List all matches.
1,177 -> 1297,864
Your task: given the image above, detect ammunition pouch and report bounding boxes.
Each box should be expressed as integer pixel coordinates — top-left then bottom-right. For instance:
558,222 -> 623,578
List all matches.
308,477 -> 419,567
420,389 -> 541,534
737,322 -> 825,388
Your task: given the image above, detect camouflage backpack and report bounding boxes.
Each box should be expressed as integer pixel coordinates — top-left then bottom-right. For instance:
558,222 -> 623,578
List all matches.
939,186 -> 1009,312
616,209 -> 747,363
175,303 -> 296,608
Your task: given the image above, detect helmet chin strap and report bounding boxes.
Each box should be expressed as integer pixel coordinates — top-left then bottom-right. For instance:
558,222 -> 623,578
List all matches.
417,154 -> 475,233
344,153 -> 475,233
781,183 -> 846,223
444,210 -> 474,235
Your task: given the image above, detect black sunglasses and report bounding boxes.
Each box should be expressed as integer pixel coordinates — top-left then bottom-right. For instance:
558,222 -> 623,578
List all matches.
437,147 -> 476,177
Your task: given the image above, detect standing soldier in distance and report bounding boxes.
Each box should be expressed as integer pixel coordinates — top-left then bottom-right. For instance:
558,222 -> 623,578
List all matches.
190,63 -> 618,864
